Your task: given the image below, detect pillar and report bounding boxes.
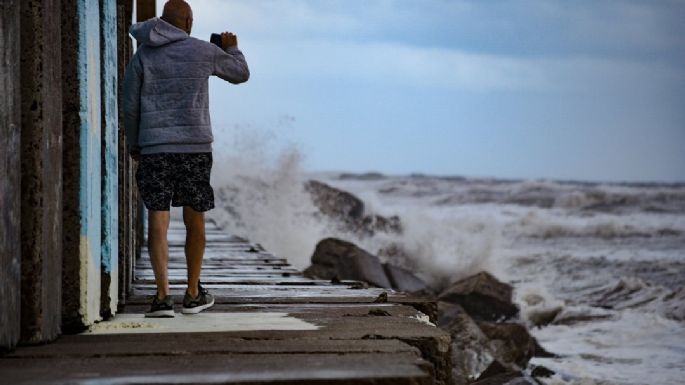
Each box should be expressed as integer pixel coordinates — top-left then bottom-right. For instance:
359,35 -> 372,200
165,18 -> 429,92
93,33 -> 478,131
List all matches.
100,0 -> 119,319
19,0 -> 64,344
116,0 -> 134,305
61,0 -> 103,331
136,0 -> 156,23
0,0 -> 22,352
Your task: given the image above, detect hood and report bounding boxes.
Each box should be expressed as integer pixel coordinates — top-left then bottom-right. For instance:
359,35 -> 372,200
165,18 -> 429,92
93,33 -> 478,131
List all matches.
129,17 -> 188,47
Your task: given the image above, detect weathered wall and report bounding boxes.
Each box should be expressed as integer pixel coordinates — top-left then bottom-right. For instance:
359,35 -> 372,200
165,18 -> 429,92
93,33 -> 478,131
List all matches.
100,0 -> 119,319
19,0 -> 64,345
2,0 -> 133,340
117,0 -> 135,305
133,0 -> 153,272
0,0 -> 22,352
61,0 -> 104,331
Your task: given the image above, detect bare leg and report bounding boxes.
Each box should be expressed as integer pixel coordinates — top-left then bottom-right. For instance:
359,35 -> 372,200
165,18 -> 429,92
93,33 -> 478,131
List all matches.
148,210 -> 171,299
184,206 -> 206,298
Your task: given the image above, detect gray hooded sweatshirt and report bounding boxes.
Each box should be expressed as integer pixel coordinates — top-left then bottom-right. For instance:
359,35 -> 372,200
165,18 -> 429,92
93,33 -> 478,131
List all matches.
124,18 -> 249,154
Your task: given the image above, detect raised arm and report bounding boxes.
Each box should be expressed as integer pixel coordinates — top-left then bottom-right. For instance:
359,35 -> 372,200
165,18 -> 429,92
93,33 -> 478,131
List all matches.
212,32 -> 250,84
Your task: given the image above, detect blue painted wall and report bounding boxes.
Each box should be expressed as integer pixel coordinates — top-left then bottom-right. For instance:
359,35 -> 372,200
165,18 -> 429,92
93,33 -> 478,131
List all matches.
101,0 -> 119,315
77,0 -> 102,325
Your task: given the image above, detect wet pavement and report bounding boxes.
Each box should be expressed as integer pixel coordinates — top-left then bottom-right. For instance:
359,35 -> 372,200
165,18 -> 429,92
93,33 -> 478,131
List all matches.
0,220 -> 451,384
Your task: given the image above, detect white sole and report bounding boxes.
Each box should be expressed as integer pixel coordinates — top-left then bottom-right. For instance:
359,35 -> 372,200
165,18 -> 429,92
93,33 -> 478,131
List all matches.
144,309 -> 175,318
182,300 -> 215,314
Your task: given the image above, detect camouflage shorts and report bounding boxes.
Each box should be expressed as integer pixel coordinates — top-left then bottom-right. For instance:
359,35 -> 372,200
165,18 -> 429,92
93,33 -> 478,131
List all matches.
135,152 -> 214,212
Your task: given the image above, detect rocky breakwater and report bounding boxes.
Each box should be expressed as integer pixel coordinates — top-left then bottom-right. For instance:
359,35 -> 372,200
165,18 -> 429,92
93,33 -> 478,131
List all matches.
304,180 -> 558,385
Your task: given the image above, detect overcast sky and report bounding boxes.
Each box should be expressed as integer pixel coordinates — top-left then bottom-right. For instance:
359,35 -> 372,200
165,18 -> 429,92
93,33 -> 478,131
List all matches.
155,0 -> 685,182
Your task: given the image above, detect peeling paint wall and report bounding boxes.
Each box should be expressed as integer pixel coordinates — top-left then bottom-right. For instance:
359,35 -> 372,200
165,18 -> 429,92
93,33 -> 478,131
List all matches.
101,0 -> 119,318
62,0 -> 105,331
117,0 -> 139,306
2,0 -> 135,346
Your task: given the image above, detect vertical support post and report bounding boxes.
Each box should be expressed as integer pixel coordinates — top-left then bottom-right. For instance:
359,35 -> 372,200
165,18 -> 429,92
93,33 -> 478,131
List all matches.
117,0 -> 134,305
133,1 -> 154,257
19,0 -> 64,344
136,0 -> 156,22
100,0 -> 119,319
0,0 -> 22,352
61,0 -> 104,331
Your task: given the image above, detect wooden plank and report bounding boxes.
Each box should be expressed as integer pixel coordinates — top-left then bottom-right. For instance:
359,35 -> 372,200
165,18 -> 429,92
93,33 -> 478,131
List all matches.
135,267 -> 301,275
135,261 -> 290,268
0,0 -> 21,352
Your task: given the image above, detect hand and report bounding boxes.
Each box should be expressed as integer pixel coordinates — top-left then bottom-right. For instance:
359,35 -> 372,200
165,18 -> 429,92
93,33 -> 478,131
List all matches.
130,150 -> 141,162
221,32 -> 238,49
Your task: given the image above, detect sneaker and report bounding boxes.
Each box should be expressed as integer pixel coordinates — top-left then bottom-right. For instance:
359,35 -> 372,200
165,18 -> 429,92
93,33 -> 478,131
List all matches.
182,282 -> 214,314
145,294 -> 175,318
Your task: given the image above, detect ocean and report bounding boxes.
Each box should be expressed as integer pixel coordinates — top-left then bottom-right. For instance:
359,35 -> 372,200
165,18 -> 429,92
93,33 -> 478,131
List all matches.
208,152 -> 685,385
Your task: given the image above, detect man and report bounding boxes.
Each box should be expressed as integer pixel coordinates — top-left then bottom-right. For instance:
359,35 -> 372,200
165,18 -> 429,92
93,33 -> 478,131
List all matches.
124,0 -> 249,317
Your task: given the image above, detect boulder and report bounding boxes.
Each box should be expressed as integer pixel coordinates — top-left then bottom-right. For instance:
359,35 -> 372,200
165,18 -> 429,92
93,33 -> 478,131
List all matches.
304,180 -> 364,223
476,321 -> 541,367
526,305 -> 563,327
358,214 -> 403,235
383,263 -> 429,293
437,302 -> 499,385
530,365 -> 555,378
438,271 -> 519,321
475,360 -> 511,381
472,371 -> 542,385
304,180 -> 402,235
303,238 -> 392,288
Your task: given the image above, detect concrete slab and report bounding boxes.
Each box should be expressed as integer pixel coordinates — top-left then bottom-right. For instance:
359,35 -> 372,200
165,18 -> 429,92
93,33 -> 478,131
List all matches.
0,353 -> 432,385
83,312 -> 319,334
3,219 -> 450,384
6,335 -> 420,358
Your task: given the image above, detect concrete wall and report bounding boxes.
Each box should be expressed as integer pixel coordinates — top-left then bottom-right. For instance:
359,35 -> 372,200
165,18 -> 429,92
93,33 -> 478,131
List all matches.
100,0 -> 119,319
62,0 -> 104,331
117,0 -> 136,305
19,0 -> 64,344
1,0 -> 137,343
0,0 -> 22,352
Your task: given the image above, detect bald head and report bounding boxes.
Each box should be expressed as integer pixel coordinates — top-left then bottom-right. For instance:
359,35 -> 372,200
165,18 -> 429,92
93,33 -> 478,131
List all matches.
162,0 -> 193,34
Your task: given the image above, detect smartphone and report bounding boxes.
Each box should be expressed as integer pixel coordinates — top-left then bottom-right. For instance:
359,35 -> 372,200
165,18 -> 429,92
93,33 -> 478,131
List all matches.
210,33 -> 222,48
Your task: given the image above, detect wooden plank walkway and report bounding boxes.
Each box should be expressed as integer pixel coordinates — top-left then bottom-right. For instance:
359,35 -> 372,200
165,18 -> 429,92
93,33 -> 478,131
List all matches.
0,220 -> 452,385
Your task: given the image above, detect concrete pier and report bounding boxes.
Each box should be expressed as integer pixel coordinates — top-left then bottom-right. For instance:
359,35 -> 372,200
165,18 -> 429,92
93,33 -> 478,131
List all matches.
0,219 -> 452,384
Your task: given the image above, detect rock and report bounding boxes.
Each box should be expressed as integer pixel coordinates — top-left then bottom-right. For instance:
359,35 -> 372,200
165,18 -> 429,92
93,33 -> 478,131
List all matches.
373,292 -> 388,303
476,360 -> 511,381
661,286 -> 685,321
304,180 -> 402,236
531,364 -> 555,378
472,371 -> 542,385
303,238 -> 392,288
477,321 -> 543,367
550,307 -> 613,326
526,306 -> 563,327
338,172 -> 386,180
304,180 -> 365,222
438,271 -> 519,321
377,242 -> 414,265
383,263 -> 429,292
358,214 -> 403,235
437,302 -> 499,385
